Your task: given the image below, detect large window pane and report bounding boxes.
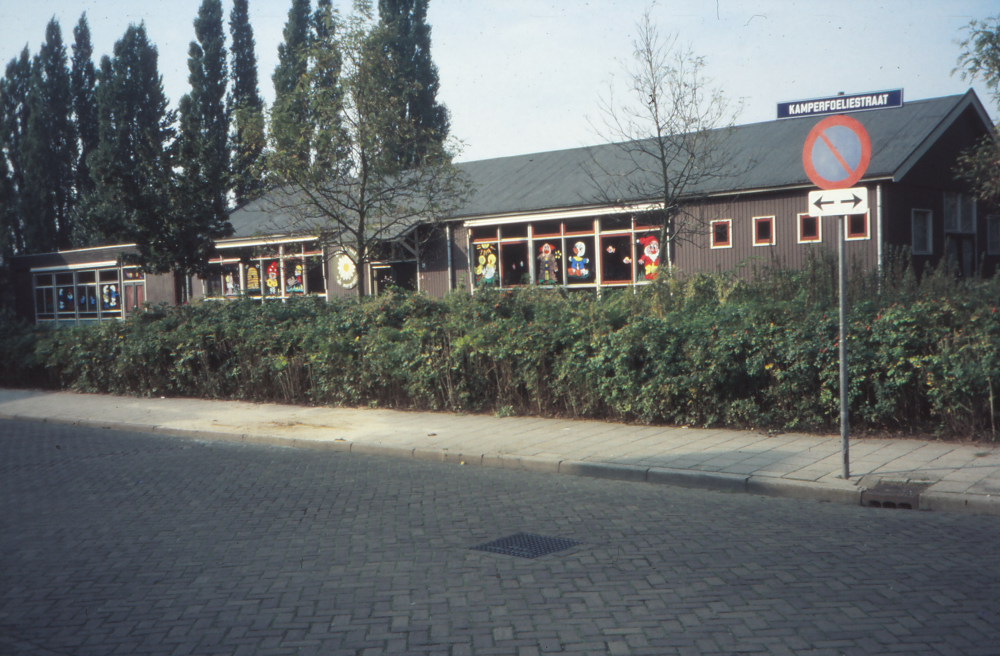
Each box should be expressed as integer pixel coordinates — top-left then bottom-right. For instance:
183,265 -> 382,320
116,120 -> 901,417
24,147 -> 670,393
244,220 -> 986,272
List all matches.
500,242 -> 529,286
535,241 -> 562,285
601,235 -> 633,283
566,237 -> 595,284
474,243 -> 499,286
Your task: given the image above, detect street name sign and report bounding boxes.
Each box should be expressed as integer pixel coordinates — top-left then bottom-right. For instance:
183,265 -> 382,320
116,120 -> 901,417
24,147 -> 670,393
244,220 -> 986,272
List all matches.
778,89 -> 902,119
802,115 -> 871,190
807,187 -> 869,216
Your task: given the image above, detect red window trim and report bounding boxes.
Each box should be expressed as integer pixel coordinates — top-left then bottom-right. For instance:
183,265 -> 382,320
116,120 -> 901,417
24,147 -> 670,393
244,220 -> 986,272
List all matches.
711,219 -> 732,248
798,213 -> 821,243
753,216 -> 774,246
845,212 -> 870,240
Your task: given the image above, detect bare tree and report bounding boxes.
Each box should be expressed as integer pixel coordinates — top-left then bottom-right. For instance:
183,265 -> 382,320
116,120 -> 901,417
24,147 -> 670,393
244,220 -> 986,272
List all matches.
263,0 -> 470,299
588,9 -> 751,270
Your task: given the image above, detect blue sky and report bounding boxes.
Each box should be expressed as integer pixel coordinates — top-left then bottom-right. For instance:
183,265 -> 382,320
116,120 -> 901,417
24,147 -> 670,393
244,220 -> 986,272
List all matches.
0,0 -> 996,162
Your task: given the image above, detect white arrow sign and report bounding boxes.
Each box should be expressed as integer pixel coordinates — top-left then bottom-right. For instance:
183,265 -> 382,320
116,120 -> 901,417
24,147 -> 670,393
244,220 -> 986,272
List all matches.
807,187 -> 869,216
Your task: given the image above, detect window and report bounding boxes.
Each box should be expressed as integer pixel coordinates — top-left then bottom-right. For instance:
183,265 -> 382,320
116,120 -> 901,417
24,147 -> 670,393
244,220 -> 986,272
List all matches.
912,209 -> 932,255
711,219 -> 732,248
988,215 -> 1000,255
944,192 -> 976,234
845,212 -> 869,240
33,266 -> 137,325
753,216 -> 774,246
797,214 -> 821,243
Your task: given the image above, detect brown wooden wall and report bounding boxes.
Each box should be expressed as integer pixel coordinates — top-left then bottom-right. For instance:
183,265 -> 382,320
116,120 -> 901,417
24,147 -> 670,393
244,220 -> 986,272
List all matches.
674,187 -> 880,276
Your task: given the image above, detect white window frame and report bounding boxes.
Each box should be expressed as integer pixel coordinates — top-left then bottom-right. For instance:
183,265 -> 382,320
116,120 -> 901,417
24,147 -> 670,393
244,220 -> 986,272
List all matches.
797,213 -> 822,244
911,209 -> 933,255
844,211 -> 871,241
944,191 -> 977,234
710,219 -> 733,249
752,216 -> 775,247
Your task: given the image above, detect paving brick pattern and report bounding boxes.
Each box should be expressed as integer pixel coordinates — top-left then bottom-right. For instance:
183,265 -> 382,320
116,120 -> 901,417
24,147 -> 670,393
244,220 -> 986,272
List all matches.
2,418 -> 999,655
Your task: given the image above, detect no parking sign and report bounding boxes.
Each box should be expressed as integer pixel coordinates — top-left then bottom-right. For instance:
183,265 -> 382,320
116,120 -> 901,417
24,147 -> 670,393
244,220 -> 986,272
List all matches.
802,115 -> 871,190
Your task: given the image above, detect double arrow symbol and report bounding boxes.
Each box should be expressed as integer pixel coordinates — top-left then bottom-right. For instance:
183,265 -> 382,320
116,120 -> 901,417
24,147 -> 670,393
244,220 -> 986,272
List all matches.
812,194 -> 863,211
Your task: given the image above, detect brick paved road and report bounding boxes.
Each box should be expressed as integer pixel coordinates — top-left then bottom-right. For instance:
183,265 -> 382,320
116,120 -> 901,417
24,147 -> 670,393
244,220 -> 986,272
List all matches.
2,419 -> 999,656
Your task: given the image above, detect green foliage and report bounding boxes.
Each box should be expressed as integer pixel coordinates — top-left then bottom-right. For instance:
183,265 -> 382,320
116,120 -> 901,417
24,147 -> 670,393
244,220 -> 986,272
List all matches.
271,0 -> 313,164
228,0 -> 265,204
1,47 -> 33,255
5,263 -> 1000,440
954,14 -> 1000,206
71,13 -> 98,201
377,0 -> 449,168
22,18 -> 77,252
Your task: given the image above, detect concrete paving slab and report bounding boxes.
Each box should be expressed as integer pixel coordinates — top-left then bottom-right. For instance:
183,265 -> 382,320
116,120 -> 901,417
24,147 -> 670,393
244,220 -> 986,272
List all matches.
2,387 -> 1000,517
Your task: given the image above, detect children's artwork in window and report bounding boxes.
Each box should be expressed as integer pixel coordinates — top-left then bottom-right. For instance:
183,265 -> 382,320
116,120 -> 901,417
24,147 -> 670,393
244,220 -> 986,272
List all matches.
57,286 -> 75,312
246,264 -> 261,294
78,285 -> 98,315
101,284 -> 119,310
285,260 -> 304,293
224,267 -> 240,296
123,269 -> 144,281
474,243 -> 498,285
265,261 -> 280,296
567,241 -> 591,280
636,235 -> 659,280
536,242 -> 561,284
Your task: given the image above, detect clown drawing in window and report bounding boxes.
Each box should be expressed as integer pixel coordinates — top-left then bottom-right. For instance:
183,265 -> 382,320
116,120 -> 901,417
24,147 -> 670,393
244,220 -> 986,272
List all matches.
265,261 -> 280,296
637,235 -> 659,280
567,241 -> 590,279
536,243 -> 560,284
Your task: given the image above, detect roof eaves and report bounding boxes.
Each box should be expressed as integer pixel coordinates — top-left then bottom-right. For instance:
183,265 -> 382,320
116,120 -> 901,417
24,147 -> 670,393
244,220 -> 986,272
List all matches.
892,90 -> 990,183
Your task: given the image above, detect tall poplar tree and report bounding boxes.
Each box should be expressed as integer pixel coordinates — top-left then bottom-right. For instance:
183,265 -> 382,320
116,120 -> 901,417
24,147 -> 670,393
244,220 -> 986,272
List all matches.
71,13 -> 98,199
177,0 -> 230,234
88,24 -> 175,251
377,0 -> 449,168
229,0 -> 265,204
22,19 -> 77,252
271,0 -> 312,164
0,47 -> 32,254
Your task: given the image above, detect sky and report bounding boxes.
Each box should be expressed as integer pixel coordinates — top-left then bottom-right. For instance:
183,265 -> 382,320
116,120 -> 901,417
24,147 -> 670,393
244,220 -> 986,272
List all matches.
0,0 -> 996,163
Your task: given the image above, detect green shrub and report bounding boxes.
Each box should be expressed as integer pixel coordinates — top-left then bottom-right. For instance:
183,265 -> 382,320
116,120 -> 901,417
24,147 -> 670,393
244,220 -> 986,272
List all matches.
2,259 -> 999,439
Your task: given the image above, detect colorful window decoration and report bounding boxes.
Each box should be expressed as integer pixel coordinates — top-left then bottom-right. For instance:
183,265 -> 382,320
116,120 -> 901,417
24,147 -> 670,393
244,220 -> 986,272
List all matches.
57,286 -> 76,312
101,284 -> 119,310
567,241 -> 591,279
636,235 -> 660,280
223,266 -> 241,296
474,243 -> 498,285
536,242 -> 561,284
285,260 -> 304,293
264,261 -> 281,296
246,264 -> 261,294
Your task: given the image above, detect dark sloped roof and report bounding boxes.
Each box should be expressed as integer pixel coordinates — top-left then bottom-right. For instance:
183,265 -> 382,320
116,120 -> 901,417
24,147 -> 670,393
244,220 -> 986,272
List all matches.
227,91 -> 991,235
452,92 -> 990,219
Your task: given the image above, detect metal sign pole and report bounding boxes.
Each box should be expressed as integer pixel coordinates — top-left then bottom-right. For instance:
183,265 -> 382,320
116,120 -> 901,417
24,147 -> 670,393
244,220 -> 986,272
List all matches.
839,215 -> 850,480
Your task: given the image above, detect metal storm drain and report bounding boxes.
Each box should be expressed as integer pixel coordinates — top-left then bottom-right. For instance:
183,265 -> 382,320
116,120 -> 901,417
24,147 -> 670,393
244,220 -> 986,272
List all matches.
861,481 -> 931,510
471,533 -> 580,559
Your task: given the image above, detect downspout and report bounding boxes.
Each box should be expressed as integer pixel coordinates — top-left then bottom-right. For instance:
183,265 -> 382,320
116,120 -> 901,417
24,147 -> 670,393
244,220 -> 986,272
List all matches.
876,183 -> 884,279
446,224 -> 453,292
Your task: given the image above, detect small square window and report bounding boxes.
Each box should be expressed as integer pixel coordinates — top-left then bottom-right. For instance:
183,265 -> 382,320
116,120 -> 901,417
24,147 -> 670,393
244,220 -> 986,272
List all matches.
912,209 -> 932,255
988,215 -> 1000,255
711,220 -> 732,248
798,214 -> 821,243
846,213 -> 869,240
753,216 -> 774,246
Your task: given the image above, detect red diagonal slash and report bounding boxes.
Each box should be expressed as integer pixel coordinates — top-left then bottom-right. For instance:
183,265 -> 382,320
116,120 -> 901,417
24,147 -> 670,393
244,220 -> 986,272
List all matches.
818,131 -> 855,176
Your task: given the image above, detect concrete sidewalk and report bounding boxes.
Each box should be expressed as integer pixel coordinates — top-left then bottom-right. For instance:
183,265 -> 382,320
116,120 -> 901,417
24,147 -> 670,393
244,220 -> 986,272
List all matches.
2,387 -> 999,516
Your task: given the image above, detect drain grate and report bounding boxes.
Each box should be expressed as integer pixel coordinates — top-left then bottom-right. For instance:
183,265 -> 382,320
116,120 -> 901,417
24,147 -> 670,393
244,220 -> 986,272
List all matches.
861,481 -> 931,510
471,533 -> 580,559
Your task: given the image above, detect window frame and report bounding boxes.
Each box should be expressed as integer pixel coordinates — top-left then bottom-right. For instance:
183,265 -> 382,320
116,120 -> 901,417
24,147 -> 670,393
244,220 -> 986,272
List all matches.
911,209 -> 933,255
797,213 -> 822,244
752,216 -> 775,247
710,219 -> 732,249
987,214 -> 1000,256
844,211 -> 870,241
